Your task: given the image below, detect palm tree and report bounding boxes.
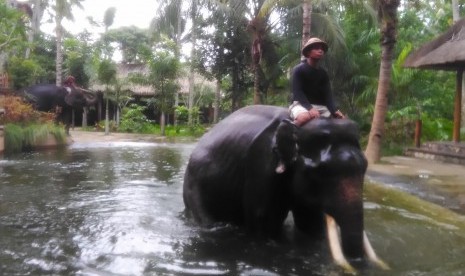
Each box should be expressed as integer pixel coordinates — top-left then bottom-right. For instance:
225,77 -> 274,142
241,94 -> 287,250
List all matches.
101,7 -> 116,135
364,0 -> 400,163
148,51 -> 181,135
97,59 -> 117,135
247,0 -> 284,104
26,0 -> 48,58
152,0 -> 229,125
53,0 -> 83,86
151,0 -> 186,125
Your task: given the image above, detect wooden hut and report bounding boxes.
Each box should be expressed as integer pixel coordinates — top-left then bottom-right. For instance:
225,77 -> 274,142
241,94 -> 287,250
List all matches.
90,63 -> 216,123
403,18 -> 465,164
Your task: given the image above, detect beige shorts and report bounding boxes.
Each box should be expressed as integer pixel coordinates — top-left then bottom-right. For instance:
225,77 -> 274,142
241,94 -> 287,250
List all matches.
289,101 -> 331,119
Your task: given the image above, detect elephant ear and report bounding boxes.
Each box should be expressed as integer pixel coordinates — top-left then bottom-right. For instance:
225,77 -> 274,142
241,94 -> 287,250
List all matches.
274,119 -> 298,174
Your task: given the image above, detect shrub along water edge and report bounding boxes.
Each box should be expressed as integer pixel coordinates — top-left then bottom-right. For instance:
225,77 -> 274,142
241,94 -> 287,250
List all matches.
4,123 -> 67,154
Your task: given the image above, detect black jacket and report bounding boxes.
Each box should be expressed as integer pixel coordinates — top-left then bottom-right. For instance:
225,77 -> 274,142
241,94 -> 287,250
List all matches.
290,60 -> 337,114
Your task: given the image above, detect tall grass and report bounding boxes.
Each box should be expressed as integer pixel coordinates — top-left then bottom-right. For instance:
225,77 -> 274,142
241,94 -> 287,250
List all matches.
4,123 -> 66,154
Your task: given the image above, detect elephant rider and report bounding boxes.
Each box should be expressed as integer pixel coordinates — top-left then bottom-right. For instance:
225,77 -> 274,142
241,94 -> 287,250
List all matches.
289,37 -> 345,127
63,75 -> 77,93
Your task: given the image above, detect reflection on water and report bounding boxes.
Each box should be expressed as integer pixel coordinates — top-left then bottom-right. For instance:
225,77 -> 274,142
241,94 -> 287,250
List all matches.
1,141 -> 465,275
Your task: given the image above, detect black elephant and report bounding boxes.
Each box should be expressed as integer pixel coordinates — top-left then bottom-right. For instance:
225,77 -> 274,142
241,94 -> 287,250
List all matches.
183,105 -> 388,273
23,84 -> 97,134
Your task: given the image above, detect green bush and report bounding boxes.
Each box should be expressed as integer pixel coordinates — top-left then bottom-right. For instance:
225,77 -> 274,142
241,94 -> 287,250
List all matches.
4,123 -> 66,154
175,106 -> 189,124
165,124 -> 206,137
420,116 -> 453,141
118,104 -> 153,133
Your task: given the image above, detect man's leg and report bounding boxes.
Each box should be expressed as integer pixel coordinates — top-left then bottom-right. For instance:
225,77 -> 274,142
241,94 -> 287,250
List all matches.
313,104 -> 331,118
289,102 -> 311,126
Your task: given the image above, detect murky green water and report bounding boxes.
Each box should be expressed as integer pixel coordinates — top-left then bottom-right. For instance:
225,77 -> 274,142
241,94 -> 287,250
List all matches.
1,141 -> 464,275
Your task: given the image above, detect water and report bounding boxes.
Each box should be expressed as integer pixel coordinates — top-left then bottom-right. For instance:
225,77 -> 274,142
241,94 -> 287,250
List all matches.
1,141 -> 465,275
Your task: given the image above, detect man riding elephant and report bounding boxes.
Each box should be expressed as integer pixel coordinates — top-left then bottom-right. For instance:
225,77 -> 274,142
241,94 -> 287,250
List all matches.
23,76 -> 97,135
183,105 -> 389,273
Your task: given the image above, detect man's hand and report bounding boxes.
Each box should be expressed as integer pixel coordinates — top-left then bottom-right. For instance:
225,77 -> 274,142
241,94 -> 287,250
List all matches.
308,108 -> 320,119
294,112 -> 311,126
334,110 -> 345,119
293,108 -> 321,127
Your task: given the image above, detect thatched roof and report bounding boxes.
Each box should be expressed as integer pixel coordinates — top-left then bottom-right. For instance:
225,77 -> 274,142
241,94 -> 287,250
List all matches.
91,64 -> 153,95
403,18 -> 465,71
91,63 -> 214,96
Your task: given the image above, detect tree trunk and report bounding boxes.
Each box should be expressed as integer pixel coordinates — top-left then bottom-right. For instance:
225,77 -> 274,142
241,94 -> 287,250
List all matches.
365,47 -> 393,163
174,92 -> 179,126
364,0 -> 400,164
82,107 -> 87,127
105,96 -> 109,135
214,79 -> 221,123
160,111 -> 166,136
55,15 -> 63,86
98,96 -> 102,122
188,65 -> 195,126
26,0 -> 44,58
251,17 -> 264,105
173,2 -> 183,127
302,0 -> 312,47
253,60 -> 261,104
452,0 -> 460,22
188,1 -> 197,126
116,106 -> 120,127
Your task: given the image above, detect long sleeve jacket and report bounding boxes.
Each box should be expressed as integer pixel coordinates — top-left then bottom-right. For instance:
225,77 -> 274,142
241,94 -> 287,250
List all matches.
290,60 -> 337,114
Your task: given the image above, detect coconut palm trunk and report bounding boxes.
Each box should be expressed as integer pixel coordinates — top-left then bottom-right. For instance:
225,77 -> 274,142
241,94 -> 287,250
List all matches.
364,0 -> 400,164
55,13 -> 63,86
188,1 -> 197,126
452,0 -> 460,21
302,0 -> 312,47
214,79 -> 221,123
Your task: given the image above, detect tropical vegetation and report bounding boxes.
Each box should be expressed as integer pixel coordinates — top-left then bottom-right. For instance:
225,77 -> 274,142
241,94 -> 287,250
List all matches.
0,95 -> 66,154
0,0 -> 463,160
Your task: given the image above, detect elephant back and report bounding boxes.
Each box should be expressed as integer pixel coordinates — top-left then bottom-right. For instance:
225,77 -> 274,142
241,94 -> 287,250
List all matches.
193,105 -> 289,157
23,84 -> 68,111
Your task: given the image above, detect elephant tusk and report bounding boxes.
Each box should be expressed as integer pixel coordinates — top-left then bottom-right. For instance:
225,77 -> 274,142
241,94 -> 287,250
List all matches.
325,214 -> 357,274
363,231 -> 390,270
78,87 -> 93,93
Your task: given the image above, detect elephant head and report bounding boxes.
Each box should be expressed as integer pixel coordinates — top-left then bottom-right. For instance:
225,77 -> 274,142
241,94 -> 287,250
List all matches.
183,105 -> 387,274
64,87 -> 97,109
275,118 -> 388,272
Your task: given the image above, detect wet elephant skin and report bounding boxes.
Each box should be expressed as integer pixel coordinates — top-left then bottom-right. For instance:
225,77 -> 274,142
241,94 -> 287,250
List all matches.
183,105 -> 368,263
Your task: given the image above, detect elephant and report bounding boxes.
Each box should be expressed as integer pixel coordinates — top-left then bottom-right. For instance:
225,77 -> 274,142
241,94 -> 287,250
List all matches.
183,105 -> 388,273
23,84 -> 97,135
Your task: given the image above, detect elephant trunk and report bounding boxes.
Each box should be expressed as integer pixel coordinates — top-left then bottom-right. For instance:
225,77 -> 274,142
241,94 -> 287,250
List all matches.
81,88 -> 98,106
325,176 -> 389,273
326,215 -> 389,273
